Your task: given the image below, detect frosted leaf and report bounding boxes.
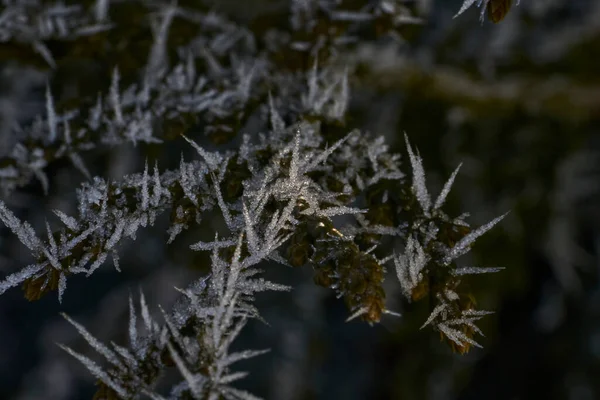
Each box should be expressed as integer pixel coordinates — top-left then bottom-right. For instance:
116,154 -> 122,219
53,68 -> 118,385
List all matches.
395,235 -> 429,299
61,313 -> 123,369
303,63 -> 349,117
45,82 -> 57,143
438,323 -> 482,348
57,272 -> 67,303
168,223 -> 185,244
213,172 -> 233,230
308,205 -> 365,218
33,40 -> 56,68
179,156 -> 199,207
0,201 -> 43,252
446,317 -> 485,336
346,306 -> 369,322
45,220 -> 57,258
69,151 -> 92,180
123,217 -> 141,237
234,62 -> 256,103
303,131 -> 352,172
404,134 -> 431,212
243,202 -> 258,255
443,212 -> 508,265
330,11 -> 373,22
452,0 -> 521,23
167,342 -> 205,399
110,341 -> 137,367
109,67 -> 123,125
112,251 -> 120,272
265,252 -> 290,267
190,238 -> 236,251
139,290 -> 153,331
268,92 -> 285,132
289,131 -> 301,182
220,371 -> 249,385
182,135 -> 223,172
220,387 -> 263,400
453,213 -> 471,226
329,68 -> 349,119
106,219 -> 125,250
0,167 -> 19,179
444,289 -> 460,301
433,163 -> 462,211
184,51 -> 196,88
89,94 -> 103,130
238,278 -> 290,293
453,0 -> 482,19
420,303 -> 448,329
129,294 -> 138,350
85,252 -> 108,276
141,161 -> 150,211
66,225 -> 96,252
382,309 -> 402,318
462,309 -> 494,317
221,349 -> 270,368
142,390 -> 169,400
0,263 -> 45,295
58,344 -> 128,398
452,266 -> 504,276
305,59 -> 319,110
94,0 -> 110,22
33,168 -> 50,195
74,24 -> 114,37
355,174 -> 365,190
62,119 -> 72,145
151,162 -> 163,207
71,252 -> 93,273
216,292 -> 240,348
159,305 -> 185,349
146,1 -> 177,80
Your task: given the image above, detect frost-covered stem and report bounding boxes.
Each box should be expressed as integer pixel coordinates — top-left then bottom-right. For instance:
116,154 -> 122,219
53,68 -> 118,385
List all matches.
352,57 -> 598,125
0,120 -> 404,304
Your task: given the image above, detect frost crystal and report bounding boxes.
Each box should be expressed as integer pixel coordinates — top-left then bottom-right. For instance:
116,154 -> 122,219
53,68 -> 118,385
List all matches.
395,236 -> 430,299
404,133 -> 431,212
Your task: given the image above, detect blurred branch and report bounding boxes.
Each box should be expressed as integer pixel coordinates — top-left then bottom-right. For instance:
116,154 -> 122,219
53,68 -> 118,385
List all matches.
351,48 -> 600,124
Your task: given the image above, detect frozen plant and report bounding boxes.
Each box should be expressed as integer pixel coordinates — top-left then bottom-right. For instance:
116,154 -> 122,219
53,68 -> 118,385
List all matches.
0,0 -> 508,398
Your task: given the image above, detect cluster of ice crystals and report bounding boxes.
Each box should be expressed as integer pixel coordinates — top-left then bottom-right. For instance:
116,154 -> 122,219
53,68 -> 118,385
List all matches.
0,0 -> 114,67
394,235 -> 430,299
399,135 -> 507,348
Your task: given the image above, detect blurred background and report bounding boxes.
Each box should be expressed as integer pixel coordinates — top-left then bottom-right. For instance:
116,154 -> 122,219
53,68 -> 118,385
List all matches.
1,0 -> 600,399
